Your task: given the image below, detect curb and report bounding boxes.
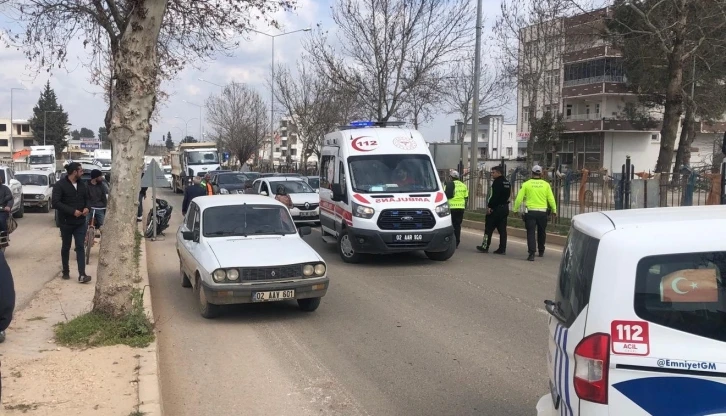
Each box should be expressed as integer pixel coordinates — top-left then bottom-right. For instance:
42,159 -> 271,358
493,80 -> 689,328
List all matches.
136,221 -> 164,416
462,219 -> 568,246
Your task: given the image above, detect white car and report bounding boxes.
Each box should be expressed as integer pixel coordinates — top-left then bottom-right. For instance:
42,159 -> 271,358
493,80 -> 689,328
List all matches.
537,206 -> 726,416
0,166 -> 24,218
176,195 -> 329,319
253,176 -> 320,225
162,165 -> 172,188
16,170 -> 56,213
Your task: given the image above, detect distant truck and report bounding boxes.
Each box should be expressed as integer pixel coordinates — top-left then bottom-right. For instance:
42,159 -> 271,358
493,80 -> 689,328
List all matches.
170,142 -> 220,193
28,146 -> 56,172
93,149 -> 113,175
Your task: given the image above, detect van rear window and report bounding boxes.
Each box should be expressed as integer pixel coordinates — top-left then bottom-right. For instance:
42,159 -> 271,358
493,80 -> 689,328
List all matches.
635,252 -> 726,342
554,228 -> 600,327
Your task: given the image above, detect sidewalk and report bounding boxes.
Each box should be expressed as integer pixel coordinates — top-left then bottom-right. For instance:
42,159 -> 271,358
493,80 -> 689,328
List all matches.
0,219 -> 161,415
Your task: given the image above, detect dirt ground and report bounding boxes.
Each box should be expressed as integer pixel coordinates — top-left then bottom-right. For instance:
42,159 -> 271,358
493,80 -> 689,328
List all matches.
1,256 -> 139,415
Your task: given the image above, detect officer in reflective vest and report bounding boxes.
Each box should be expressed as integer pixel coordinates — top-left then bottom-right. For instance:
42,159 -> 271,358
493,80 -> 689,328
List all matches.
513,165 -> 557,261
445,170 -> 468,248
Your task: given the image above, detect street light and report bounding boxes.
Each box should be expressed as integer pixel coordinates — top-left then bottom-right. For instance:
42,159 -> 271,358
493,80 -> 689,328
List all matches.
43,110 -> 62,146
10,87 -> 26,154
175,116 -> 198,140
183,100 -> 203,143
247,27 -> 311,169
198,78 -> 243,94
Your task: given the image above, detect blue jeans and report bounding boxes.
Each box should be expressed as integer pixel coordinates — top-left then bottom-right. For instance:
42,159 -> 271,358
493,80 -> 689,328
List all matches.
60,222 -> 87,276
0,211 -> 8,236
87,208 -> 105,228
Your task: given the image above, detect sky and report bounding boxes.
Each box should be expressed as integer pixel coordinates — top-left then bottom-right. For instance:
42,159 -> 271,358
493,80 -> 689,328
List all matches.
0,0 -> 507,148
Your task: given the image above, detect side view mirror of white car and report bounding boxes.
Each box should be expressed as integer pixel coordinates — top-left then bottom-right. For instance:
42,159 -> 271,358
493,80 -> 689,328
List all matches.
182,230 -> 197,242
259,191 -> 268,196
298,226 -> 312,237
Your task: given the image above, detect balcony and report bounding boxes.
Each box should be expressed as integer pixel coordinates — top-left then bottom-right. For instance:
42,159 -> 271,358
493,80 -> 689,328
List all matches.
564,116 -> 662,133
562,76 -> 636,97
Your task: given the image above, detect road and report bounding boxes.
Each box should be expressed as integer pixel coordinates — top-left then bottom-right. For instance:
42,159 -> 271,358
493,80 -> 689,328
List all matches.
147,187 -> 563,416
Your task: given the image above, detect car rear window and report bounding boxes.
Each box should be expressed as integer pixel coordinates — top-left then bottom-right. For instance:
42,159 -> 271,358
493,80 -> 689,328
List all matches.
554,228 -> 600,327
635,252 -> 726,342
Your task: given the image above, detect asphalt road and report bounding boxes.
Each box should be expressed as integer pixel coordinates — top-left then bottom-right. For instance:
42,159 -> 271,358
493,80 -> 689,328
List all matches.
147,187 -> 563,416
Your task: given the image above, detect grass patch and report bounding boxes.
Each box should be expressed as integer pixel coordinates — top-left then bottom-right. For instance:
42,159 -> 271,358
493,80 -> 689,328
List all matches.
54,289 -> 154,349
5,403 -> 39,412
128,411 -> 146,416
464,210 -> 571,236
27,316 -> 46,321
133,230 -> 143,272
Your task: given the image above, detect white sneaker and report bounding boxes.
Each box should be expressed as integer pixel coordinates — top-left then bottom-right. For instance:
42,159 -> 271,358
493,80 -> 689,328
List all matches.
0,330 -> 6,343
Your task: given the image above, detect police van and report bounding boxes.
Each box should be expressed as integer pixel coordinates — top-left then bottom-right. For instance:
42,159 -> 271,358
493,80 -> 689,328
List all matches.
318,121 -> 455,263
537,205 -> 726,416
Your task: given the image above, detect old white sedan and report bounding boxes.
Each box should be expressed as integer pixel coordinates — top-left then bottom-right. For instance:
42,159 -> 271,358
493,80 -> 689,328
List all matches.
176,195 -> 329,318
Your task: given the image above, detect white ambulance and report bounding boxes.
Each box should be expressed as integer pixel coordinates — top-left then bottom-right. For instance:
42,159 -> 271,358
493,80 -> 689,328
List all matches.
537,205 -> 726,416
319,121 -> 455,263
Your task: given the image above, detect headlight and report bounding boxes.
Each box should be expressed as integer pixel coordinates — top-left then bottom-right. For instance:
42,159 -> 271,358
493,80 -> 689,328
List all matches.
303,264 -> 314,276
220,188 -> 229,194
37,194 -> 44,199
226,268 -> 239,281
212,269 -> 226,282
352,202 -> 375,219
435,202 -> 450,217
314,263 -> 326,276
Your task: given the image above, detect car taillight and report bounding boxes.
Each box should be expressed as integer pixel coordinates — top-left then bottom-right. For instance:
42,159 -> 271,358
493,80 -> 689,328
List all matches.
574,332 -> 610,404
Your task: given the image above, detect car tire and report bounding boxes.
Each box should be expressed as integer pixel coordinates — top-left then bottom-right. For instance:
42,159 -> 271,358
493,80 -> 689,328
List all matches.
425,238 -> 456,261
337,228 -> 362,264
297,297 -> 321,312
180,262 -> 192,288
42,200 -> 50,213
196,276 -> 220,319
13,197 -> 24,219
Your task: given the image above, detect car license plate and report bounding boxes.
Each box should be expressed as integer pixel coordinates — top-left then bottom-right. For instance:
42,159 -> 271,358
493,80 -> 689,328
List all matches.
299,211 -> 315,217
394,234 -> 423,242
252,290 -> 295,302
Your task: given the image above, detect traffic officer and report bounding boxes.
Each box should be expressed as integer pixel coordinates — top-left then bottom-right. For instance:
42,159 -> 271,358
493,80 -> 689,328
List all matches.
513,165 -> 557,261
476,165 -> 511,254
445,170 -> 468,248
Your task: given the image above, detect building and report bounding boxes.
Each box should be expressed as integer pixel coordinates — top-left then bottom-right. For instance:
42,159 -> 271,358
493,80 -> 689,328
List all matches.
262,117 -> 319,168
449,115 -> 520,162
0,119 -> 36,161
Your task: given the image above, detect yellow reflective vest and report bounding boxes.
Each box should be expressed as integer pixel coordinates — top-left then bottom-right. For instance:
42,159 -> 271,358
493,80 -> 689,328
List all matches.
449,180 -> 469,209
513,178 -> 557,213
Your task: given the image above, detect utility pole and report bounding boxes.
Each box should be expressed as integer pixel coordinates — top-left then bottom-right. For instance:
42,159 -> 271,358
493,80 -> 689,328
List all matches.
468,0 -> 483,210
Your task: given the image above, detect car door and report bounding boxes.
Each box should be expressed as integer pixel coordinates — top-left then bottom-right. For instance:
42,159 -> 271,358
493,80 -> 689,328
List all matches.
46,172 -> 54,200
178,203 -> 198,278
188,205 -> 204,280
319,153 -> 337,234
260,180 -> 271,197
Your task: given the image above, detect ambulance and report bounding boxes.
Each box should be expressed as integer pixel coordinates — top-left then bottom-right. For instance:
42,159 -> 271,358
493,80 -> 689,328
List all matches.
318,121 -> 455,263
537,205 -> 726,416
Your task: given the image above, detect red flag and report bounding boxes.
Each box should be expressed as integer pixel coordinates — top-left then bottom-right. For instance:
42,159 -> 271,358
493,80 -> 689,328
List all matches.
660,269 -> 720,303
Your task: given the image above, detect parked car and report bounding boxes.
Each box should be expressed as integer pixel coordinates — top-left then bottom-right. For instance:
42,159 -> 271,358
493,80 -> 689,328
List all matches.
304,176 -> 320,192
0,166 -> 24,218
176,195 -> 329,318
211,172 -> 249,194
162,165 -> 172,188
15,170 -> 56,213
252,176 -> 320,225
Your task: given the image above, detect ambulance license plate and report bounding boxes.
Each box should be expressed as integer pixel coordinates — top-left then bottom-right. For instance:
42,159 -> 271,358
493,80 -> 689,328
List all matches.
394,234 -> 423,242
252,290 -> 295,302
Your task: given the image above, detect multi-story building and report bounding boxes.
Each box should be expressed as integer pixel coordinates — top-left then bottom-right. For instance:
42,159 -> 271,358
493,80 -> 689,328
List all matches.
265,117 -> 319,168
449,115 -> 520,162
0,119 -> 36,160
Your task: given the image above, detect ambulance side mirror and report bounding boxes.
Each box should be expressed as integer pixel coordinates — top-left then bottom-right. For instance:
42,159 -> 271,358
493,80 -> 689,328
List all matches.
331,183 -> 345,202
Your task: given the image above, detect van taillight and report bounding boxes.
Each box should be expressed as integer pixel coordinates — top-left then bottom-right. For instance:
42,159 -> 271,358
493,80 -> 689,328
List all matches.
573,332 -> 610,405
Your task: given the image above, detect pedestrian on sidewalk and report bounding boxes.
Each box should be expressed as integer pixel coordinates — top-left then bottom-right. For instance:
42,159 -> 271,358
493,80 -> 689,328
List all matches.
477,165 -> 511,254
138,170 -> 147,222
445,170 -> 468,248
513,165 -> 557,262
182,176 -> 206,216
52,162 -> 92,283
0,176 -> 14,244
87,170 -> 107,235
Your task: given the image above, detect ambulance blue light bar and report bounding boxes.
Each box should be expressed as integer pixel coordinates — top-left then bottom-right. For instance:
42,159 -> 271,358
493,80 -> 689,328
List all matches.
338,120 -> 407,130
350,121 -> 375,127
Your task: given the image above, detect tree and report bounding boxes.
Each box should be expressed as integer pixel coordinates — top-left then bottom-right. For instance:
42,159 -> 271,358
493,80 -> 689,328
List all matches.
306,0 -> 474,122
605,0 -> 726,174
79,127 -> 95,138
494,0 -> 574,170
98,127 -> 109,144
165,132 -> 174,150
28,81 -> 70,155
15,0 -> 292,318
530,110 -> 566,168
207,83 -> 268,167
181,136 -> 197,144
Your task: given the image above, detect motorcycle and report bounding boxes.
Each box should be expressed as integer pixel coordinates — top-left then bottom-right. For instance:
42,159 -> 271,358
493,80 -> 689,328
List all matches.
145,198 -> 173,238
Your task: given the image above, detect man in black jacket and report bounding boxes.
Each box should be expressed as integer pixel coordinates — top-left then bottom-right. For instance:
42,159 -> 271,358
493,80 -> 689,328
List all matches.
87,169 -> 107,233
0,250 -> 14,344
477,166 -> 511,254
182,176 -> 206,216
52,162 -> 92,283
138,170 -> 147,222
0,176 -> 14,239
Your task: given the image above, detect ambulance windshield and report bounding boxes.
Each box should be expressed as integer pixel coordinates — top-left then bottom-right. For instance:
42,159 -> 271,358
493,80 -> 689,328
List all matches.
348,154 -> 439,193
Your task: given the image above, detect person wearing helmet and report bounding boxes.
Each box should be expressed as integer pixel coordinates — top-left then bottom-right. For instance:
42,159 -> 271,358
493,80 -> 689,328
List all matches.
274,184 -> 293,209
513,165 -> 557,261
445,169 -> 468,248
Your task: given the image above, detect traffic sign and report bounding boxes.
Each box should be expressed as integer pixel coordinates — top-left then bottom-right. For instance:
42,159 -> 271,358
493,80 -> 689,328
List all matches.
80,142 -> 101,150
140,159 -> 170,188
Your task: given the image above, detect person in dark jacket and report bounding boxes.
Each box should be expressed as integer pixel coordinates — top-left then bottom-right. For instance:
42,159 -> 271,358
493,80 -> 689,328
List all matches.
138,171 -> 148,222
52,162 -> 92,283
0,176 -> 14,239
0,250 -> 15,344
87,170 -> 107,231
182,176 -> 206,216
243,180 -> 255,194
477,166 -> 512,254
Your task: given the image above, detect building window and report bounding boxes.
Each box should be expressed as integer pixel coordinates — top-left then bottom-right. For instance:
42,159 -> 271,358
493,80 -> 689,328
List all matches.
290,149 -> 297,156
523,108 -> 529,123
564,57 -> 625,85
506,147 -> 513,156
0,124 -> 5,132
21,124 -> 30,133
566,104 -> 573,118
281,150 -> 287,157
23,139 -> 34,147
0,139 -> 8,147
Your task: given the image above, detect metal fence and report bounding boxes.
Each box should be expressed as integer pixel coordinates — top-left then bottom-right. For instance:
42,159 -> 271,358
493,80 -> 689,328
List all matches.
462,156 -> 726,223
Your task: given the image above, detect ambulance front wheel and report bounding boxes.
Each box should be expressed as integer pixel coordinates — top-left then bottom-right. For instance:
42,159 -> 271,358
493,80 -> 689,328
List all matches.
425,238 -> 456,261
338,229 -> 362,264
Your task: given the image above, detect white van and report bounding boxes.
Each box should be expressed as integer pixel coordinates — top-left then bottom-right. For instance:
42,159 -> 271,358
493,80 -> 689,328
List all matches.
319,121 -> 455,263
537,206 -> 726,416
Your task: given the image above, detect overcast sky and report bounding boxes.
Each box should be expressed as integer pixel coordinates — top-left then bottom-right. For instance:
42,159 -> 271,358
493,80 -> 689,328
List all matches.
0,0 -> 510,148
